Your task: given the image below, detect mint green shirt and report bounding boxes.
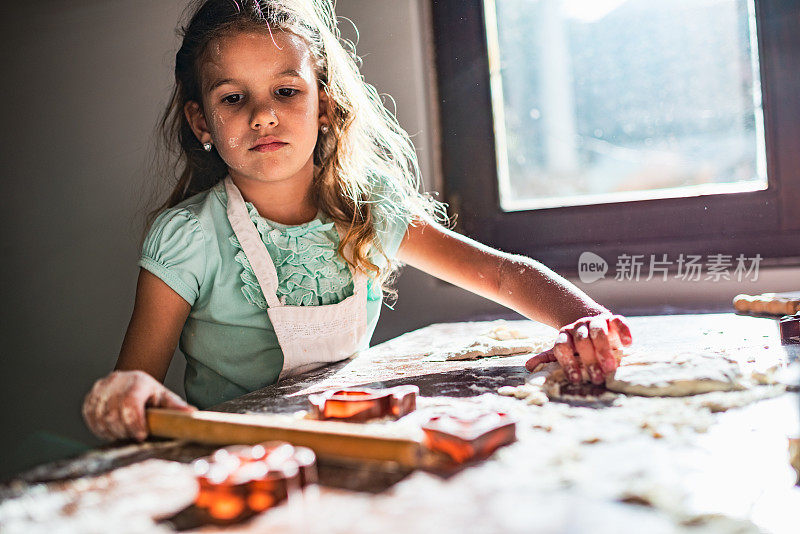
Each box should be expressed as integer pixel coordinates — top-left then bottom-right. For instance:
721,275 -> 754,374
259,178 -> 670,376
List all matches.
139,180 -> 409,409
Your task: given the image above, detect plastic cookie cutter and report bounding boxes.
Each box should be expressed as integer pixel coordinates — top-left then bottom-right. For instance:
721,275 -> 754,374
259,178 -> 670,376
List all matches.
192,441 -> 317,523
308,385 -> 419,422
780,312 -> 800,345
421,411 -> 517,464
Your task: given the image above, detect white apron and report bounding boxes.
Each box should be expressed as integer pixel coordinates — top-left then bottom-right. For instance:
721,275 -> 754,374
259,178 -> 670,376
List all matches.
224,177 -> 369,379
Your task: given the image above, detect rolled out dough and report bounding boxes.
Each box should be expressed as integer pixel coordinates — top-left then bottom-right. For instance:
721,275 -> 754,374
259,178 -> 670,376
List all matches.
604,350 -> 746,397
444,337 -> 536,361
442,323 -> 553,361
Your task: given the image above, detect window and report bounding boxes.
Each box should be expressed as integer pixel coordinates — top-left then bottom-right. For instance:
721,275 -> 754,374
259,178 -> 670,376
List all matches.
431,0 -> 800,273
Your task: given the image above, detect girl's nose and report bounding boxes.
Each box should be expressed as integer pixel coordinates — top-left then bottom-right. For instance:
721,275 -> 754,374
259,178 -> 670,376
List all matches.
251,106 -> 278,129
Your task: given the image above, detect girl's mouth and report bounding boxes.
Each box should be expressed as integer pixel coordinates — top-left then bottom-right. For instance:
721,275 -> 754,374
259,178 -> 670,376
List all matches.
251,142 -> 288,152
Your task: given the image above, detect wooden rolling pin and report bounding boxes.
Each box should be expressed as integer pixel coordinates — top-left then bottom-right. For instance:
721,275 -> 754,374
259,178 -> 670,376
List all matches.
146,408 -> 433,469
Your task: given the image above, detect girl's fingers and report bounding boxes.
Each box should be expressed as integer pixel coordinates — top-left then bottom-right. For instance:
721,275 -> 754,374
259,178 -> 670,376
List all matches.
122,377 -> 197,442
94,382 -> 122,439
82,371 -> 158,442
155,387 -> 197,411
525,348 -> 557,371
87,397 -> 115,441
589,316 -> 616,373
572,323 -> 605,384
524,314 -> 632,383
129,374 -> 173,441
104,390 -> 130,440
81,391 -> 109,441
81,390 -> 98,431
138,382 -> 197,441
124,383 -> 153,442
120,402 -> 146,442
553,331 -> 581,384
610,315 -> 633,345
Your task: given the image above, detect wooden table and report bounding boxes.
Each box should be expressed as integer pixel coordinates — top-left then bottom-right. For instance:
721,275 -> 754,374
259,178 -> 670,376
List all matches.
2,314 -> 799,533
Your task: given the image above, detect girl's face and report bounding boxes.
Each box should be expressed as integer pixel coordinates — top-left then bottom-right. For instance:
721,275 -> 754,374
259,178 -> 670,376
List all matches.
185,30 -> 327,186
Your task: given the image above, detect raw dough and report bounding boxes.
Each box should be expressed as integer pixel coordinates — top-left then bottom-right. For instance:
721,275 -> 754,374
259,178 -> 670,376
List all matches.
444,337 -> 536,361
535,351 -> 785,401
604,350 -> 746,397
483,324 -> 524,341
442,323 -> 553,361
497,380 -> 549,405
542,366 -> 617,402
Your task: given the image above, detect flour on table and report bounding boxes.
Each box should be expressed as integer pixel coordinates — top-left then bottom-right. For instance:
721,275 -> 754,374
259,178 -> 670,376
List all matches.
684,385 -> 786,412
0,459 -> 195,534
442,322 -> 554,361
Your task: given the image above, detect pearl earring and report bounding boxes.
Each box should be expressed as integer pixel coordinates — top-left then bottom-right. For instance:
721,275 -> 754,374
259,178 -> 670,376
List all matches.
203,142 -> 213,152
319,124 -> 330,134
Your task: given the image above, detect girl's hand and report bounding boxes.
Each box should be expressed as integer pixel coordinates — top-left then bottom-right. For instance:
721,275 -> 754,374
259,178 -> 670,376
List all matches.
82,370 -> 197,442
525,314 -> 633,384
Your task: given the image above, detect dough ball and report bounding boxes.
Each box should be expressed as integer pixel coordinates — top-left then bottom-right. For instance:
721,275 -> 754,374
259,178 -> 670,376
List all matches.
526,391 -> 549,406
497,386 -> 517,397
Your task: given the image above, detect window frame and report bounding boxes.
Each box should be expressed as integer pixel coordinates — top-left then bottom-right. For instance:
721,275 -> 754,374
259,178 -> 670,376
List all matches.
430,0 -> 800,275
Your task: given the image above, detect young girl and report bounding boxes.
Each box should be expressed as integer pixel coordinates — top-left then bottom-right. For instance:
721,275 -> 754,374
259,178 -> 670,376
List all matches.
83,0 -> 632,442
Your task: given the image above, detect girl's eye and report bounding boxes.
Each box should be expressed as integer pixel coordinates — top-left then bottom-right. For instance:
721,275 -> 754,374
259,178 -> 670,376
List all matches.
222,94 -> 243,105
276,88 -> 298,98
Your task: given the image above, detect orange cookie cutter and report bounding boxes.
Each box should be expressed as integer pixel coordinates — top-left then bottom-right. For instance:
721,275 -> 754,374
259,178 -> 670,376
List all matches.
421,411 -> 517,464
308,385 -> 418,422
193,441 -> 316,523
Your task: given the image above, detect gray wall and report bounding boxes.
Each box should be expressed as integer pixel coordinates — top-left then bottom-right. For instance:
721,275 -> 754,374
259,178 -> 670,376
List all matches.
1,0 -> 797,479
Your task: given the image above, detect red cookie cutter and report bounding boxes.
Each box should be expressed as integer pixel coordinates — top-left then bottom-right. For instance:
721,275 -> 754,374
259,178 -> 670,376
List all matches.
421,411 -> 517,464
308,385 -> 418,422
193,441 -> 316,523
780,313 -> 800,345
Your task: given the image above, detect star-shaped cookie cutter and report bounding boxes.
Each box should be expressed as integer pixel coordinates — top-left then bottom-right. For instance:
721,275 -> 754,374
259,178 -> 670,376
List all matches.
193,441 -> 316,523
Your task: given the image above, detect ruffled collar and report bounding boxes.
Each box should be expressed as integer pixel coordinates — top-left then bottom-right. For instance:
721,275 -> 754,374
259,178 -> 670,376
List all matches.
217,181 -> 355,308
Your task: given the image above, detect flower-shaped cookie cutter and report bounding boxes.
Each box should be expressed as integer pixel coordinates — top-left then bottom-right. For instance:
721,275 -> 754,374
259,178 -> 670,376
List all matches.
308,385 -> 418,422
421,411 -> 517,464
193,441 -> 316,523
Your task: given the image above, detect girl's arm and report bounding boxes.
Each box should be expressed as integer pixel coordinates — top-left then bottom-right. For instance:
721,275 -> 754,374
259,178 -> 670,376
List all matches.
82,269 -> 196,442
395,218 -> 633,384
114,269 -> 192,379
